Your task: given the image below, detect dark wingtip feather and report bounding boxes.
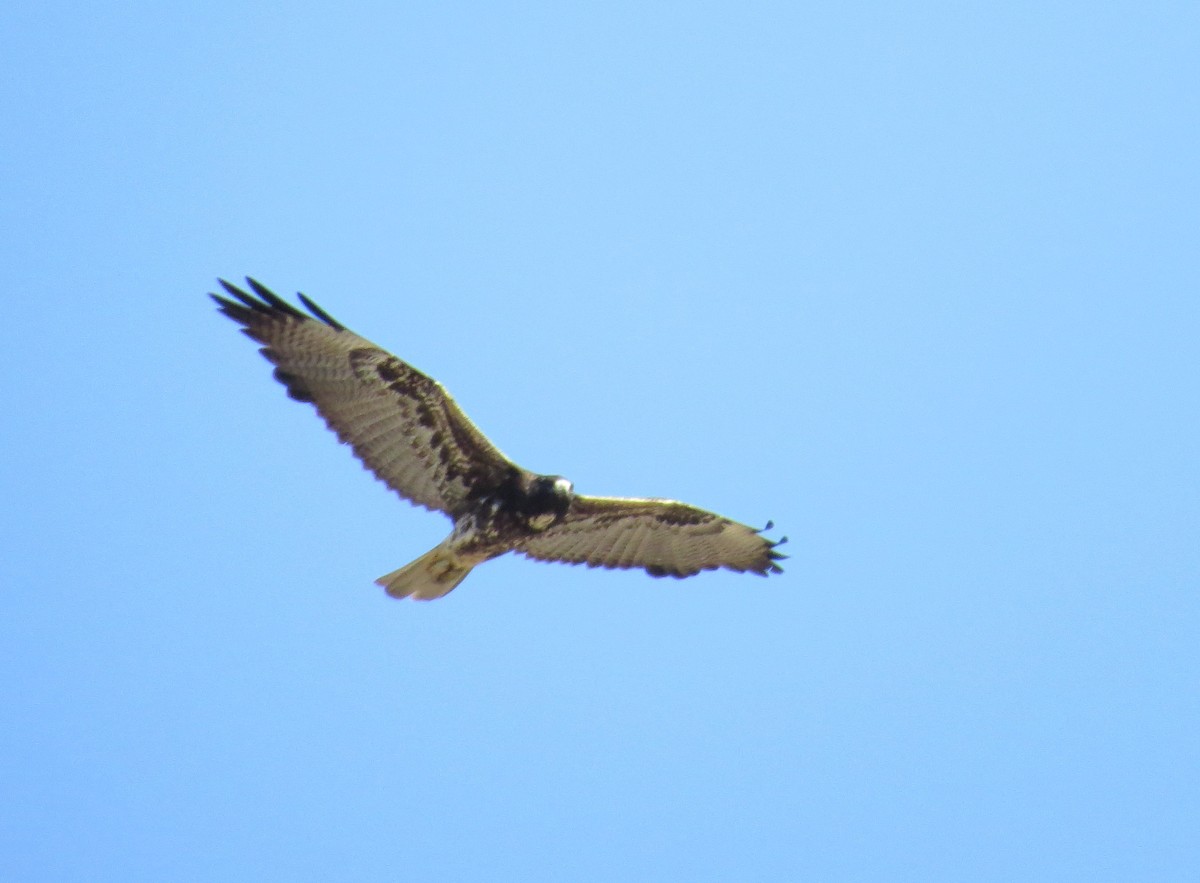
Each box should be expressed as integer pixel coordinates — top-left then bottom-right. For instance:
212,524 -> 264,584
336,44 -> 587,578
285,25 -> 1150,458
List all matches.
297,293 -> 346,331
211,280 -> 280,342
216,278 -> 265,311
245,278 -> 309,321
760,526 -> 788,574
210,277 -> 349,335
210,287 -> 260,326
762,560 -> 785,574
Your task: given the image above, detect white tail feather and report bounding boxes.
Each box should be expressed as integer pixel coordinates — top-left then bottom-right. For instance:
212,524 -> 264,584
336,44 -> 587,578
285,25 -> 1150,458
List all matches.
375,543 -> 474,601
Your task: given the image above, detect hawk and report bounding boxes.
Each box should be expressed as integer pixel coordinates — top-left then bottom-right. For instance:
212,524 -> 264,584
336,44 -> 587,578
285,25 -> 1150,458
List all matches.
212,279 -> 786,600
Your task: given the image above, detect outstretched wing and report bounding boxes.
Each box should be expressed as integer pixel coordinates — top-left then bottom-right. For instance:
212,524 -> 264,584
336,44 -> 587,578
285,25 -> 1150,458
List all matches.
514,495 -> 786,578
211,278 -> 516,518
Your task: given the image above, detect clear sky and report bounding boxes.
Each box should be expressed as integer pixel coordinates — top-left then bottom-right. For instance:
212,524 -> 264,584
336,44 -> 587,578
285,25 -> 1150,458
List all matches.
2,2 -> 1197,880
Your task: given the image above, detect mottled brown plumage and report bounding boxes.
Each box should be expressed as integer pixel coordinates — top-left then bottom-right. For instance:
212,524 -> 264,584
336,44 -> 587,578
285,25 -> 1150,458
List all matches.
212,278 -> 785,600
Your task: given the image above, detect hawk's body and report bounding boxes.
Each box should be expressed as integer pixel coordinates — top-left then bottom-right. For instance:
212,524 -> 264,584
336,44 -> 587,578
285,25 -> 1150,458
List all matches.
212,279 -> 785,600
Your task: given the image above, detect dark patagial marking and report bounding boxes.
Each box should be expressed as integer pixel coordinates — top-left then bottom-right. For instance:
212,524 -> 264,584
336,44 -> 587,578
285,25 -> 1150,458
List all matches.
414,403 -> 436,428
589,508 -> 709,529
436,443 -> 453,467
375,359 -> 402,383
348,350 -> 431,401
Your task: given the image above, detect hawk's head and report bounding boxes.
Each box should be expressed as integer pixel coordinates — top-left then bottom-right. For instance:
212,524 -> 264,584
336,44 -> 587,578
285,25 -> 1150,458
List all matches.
524,474 -> 575,530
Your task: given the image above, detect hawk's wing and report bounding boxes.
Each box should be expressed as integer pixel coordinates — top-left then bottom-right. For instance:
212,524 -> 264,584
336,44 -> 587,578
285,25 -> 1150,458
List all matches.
212,278 -> 515,518
514,495 -> 786,578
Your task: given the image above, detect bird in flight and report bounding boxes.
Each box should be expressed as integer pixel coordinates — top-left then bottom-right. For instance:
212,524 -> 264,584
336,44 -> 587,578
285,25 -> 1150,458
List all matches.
212,279 -> 786,600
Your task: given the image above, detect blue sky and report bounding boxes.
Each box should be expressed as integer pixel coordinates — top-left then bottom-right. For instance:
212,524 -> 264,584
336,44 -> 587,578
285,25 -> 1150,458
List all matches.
2,2 -> 1197,880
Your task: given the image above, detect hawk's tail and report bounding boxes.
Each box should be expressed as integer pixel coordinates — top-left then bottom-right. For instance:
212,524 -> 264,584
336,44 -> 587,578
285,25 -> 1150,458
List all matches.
375,542 -> 474,601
